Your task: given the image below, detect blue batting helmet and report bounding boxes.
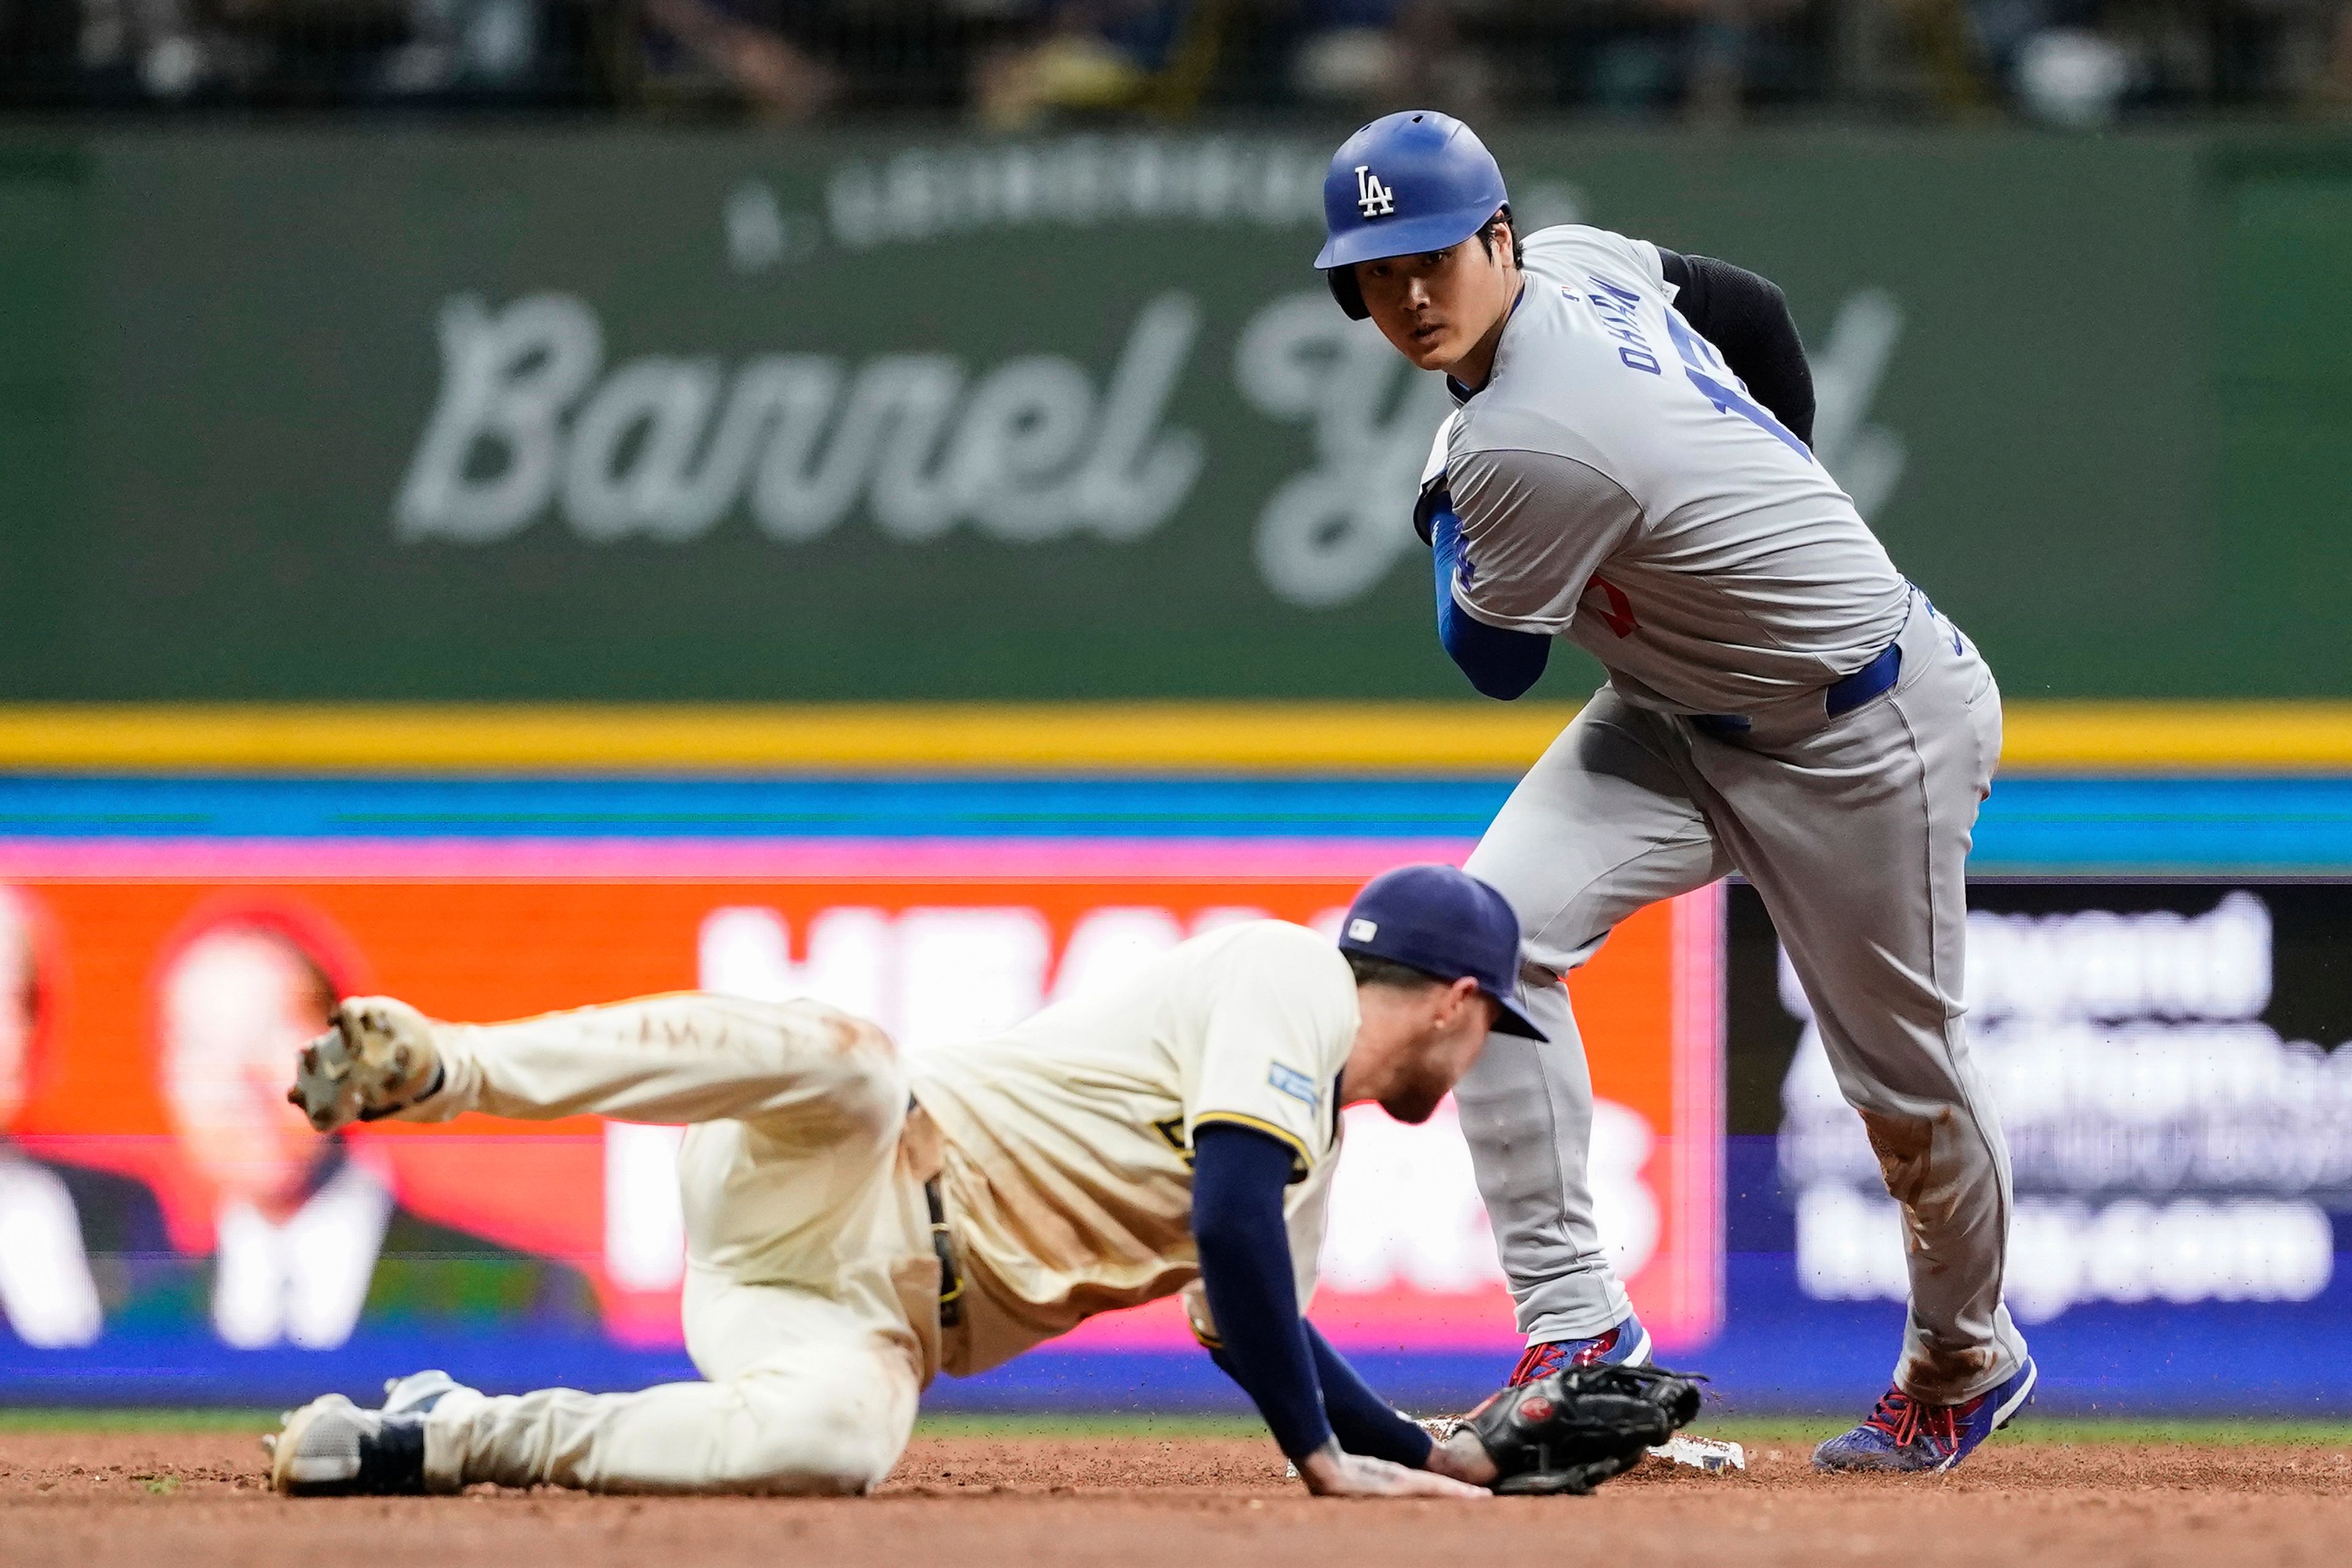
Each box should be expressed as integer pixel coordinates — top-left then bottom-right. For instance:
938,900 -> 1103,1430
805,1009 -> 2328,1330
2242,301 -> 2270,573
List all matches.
1314,110 -> 1509,320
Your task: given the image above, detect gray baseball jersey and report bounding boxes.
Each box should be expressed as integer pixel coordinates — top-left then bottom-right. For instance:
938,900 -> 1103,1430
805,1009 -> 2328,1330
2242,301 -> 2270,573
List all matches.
1434,224 -> 1910,717
1433,224 -> 2028,1406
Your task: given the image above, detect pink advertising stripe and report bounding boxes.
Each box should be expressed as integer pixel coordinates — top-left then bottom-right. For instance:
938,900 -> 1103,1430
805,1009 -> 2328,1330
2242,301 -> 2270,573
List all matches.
1054,1287 -> 1525,1351
1667,880 -> 1727,1349
0,837 -> 1482,882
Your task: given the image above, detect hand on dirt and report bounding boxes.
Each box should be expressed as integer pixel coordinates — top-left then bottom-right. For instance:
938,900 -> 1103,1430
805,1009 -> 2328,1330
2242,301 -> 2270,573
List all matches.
1295,1440 -> 1492,1499
1426,1430 -> 1502,1487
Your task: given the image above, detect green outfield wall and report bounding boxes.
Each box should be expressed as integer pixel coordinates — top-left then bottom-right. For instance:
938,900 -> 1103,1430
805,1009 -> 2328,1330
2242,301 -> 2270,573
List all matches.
0,127 -> 2345,703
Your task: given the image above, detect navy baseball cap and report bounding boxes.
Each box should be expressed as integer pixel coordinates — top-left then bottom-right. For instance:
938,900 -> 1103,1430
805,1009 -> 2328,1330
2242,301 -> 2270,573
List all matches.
1336,863 -> 1545,1040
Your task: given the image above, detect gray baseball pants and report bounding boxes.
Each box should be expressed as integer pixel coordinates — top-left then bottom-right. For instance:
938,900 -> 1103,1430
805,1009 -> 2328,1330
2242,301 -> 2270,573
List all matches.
1458,590 -> 2029,1403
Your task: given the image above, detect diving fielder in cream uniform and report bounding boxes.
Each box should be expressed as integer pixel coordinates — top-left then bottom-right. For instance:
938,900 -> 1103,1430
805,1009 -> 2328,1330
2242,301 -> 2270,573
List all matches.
1313,112 -> 2036,1471
264,867 -> 1589,1500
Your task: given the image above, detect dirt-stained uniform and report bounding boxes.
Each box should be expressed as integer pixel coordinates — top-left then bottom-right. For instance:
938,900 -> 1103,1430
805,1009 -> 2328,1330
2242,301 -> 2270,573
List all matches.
1434,223 -> 2027,1403
392,921 -> 1354,1494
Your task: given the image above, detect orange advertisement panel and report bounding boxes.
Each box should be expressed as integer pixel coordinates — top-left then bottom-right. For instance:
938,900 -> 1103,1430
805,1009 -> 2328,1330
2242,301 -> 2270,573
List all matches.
2,877 -> 1720,1357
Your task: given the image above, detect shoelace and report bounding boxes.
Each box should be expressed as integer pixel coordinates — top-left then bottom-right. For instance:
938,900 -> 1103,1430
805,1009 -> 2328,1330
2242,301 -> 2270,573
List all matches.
1862,1389 -> 1967,1453
1507,1326 -> 1620,1386
1507,1343 -> 1565,1385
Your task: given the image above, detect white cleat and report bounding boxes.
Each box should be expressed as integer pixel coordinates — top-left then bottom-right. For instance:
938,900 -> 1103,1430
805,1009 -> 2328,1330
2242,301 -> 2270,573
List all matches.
381,1369 -> 472,1416
265,1373 -> 477,1496
267,1393 -> 427,1496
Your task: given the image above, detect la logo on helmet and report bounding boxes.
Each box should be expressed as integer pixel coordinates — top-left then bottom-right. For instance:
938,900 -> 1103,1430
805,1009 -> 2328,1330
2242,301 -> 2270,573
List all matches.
1354,165 -> 1395,219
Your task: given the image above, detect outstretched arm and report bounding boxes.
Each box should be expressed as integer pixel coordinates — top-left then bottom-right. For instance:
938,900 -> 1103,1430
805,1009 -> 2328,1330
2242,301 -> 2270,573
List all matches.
1657,250 -> 1815,448
1191,1125 -> 1486,1498
1300,1322 -> 1431,1464
1191,1124 -> 1328,1460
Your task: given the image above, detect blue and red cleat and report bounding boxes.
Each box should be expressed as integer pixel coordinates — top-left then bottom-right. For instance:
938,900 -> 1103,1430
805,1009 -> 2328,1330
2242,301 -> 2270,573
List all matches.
1506,1309 -> 1655,1385
1415,1311 -> 1657,1444
1814,1357 -> 2038,1472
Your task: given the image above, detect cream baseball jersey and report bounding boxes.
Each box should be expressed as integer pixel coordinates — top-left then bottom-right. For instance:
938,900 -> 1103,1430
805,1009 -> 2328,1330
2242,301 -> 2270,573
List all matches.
910,921 -> 1354,1373
1433,224 -> 1911,716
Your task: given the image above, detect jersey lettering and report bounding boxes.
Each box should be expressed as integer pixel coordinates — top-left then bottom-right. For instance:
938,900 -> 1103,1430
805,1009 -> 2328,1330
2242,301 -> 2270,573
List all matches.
1581,277 -> 1666,378
1151,1115 -> 1196,1166
1664,311 -> 1811,461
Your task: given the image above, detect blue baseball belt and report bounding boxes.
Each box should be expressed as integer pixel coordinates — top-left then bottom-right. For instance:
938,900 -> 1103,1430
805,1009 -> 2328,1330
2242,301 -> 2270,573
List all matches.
1691,635 -> 1904,744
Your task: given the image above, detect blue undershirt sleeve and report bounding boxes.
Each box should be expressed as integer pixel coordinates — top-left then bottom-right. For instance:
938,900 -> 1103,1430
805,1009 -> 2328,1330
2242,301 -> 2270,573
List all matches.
1191,1123 -> 1333,1460
1304,1322 -> 1436,1467
1431,493 -> 1551,701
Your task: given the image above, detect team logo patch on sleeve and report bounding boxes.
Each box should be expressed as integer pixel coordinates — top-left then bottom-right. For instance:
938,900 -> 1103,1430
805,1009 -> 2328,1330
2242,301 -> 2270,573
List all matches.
1267,1062 -> 1320,1109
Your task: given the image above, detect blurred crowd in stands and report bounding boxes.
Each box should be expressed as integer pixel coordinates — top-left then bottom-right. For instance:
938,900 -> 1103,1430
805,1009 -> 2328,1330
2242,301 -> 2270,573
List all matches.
1,0 -> 2346,123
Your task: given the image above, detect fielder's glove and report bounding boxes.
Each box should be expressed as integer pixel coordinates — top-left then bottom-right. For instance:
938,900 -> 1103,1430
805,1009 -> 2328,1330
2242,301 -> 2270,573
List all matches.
1464,1362 -> 1706,1496
288,997 -> 446,1133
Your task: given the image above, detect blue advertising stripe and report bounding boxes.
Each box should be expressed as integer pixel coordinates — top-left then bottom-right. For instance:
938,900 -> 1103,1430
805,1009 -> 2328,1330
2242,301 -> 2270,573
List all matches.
13,1314 -> 2349,1415
0,774 -> 2347,872
1971,777 -> 2352,875
0,1330 -> 699,1409
923,1301 -> 2352,1415
0,775 -> 1513,840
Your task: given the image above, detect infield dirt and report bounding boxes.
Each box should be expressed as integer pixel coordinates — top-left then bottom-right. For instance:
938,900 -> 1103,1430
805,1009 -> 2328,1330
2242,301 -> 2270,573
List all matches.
5,1430 -> 2348,1567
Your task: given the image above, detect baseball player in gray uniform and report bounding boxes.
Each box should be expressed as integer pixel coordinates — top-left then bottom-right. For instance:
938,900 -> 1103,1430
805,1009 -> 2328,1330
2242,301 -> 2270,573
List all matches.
1314,111 -> 2035,1472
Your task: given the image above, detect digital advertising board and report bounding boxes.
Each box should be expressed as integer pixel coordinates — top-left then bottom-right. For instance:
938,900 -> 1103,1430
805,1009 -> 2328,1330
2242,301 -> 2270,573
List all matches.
0,771 -> 2346,1414
0,842 -> 1718,1404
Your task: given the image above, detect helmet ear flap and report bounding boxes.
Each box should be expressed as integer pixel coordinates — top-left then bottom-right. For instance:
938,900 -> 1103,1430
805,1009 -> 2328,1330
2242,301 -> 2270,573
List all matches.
1325,266 -> 1370,322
